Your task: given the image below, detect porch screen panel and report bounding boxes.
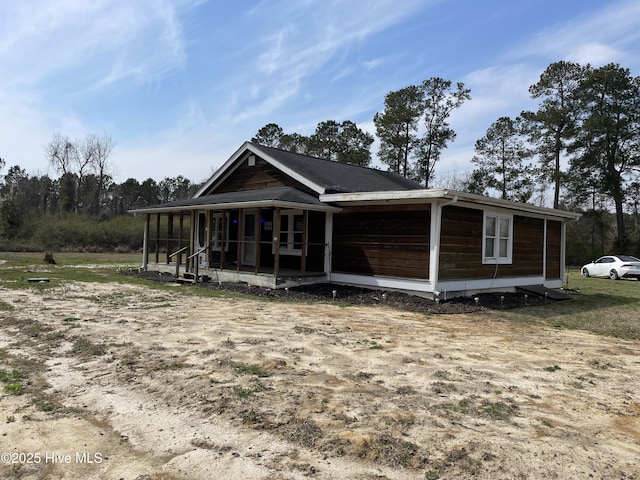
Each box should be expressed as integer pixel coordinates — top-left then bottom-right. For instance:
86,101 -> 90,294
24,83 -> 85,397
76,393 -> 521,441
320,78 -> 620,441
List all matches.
332,205 -> 430,279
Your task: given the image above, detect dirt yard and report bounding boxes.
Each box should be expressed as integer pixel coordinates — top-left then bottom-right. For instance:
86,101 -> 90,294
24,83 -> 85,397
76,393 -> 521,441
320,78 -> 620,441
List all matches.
1,280 -> 639,479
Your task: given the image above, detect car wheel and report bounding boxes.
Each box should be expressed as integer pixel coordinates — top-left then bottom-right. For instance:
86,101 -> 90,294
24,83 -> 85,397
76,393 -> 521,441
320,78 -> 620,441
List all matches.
609,269 -> 620,280
581,268 -> 590,277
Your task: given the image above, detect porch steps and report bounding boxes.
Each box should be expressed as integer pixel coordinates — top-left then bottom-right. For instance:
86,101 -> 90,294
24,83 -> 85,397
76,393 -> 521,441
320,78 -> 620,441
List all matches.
516,285 -> 571,300
176,272 -> 210,284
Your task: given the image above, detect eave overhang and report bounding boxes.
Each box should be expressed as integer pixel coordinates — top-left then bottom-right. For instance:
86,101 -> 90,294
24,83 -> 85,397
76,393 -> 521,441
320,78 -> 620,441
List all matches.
320,189 -> 581,220
130,199 -> 341,215
129,186 -> 342,215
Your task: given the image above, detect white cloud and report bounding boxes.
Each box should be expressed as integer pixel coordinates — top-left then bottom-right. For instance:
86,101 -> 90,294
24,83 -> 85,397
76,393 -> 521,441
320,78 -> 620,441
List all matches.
565,42 -> 621,66
223,0 -> 430,124
0,0 -> 204,176
0,0 -> 203,92
519,0 -> 640,66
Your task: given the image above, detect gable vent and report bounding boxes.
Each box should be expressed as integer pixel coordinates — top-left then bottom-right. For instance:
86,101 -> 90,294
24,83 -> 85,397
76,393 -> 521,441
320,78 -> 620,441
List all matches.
247,155 -> 256,167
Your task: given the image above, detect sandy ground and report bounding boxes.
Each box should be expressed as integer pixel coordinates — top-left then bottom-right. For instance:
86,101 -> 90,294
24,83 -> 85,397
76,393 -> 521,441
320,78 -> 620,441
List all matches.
1,280 -> 639,480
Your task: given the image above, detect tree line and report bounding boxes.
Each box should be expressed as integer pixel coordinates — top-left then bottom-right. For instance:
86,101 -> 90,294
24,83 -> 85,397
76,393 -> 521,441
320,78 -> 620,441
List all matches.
1,60 -> 639,260
0,134 -> 202,245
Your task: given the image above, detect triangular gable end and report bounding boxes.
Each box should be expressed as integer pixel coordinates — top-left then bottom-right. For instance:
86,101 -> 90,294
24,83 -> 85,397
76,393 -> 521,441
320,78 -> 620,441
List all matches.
194,142 -> 327,198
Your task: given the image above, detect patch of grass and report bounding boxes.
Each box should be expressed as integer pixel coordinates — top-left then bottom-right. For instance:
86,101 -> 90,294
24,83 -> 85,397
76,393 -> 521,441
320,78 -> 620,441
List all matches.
162,360 -> 189,370
0,368 -> 25,383
71,337 -> 108,357
17,320 -> 54,339
4,383 -> 24,395
431,381 -> 457,394
395,385 -> 417,395
503,268 -> 640,340
233,386 -> 254,398
435,397 -> 518,421
0,300 -> 14,311
480,400 -> 519,420
284,417 -> 323,448
242,408 -> 259,424
32,395 -> 57,412
362,434 -> 421,468
118,353 -> 138,368
293,325 -> 316,334
220,359 -> 271,377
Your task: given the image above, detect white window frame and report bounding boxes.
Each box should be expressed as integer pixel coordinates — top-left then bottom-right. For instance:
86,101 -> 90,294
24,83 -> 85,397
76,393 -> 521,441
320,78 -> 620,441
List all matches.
210,213 -> 229,252
277,210 -> 305,256
482,212 -> 513,264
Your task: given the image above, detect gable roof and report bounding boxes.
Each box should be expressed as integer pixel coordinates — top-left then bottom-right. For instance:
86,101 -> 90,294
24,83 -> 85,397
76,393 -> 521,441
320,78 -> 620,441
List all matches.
195,141 -> 423,197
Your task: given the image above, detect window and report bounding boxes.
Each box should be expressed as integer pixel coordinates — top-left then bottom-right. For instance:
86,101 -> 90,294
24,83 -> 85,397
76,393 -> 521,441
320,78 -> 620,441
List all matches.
483,213 -> 512,264
279,210 -> 305,255
210,213 -> 229,252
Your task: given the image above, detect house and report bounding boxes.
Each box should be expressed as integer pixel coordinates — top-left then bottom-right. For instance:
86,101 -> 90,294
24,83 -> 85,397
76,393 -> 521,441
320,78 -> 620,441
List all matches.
129,141 -> 580,298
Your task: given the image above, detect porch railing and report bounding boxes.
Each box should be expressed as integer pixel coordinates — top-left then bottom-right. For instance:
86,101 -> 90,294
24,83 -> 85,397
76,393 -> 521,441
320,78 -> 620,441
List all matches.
187,246 -> 208,283
169,246 -> 189,279
161,240 -> 328,279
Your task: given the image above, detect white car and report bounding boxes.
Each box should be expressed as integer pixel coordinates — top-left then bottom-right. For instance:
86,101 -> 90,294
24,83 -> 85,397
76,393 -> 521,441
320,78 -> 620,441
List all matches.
581,255 -> 640,280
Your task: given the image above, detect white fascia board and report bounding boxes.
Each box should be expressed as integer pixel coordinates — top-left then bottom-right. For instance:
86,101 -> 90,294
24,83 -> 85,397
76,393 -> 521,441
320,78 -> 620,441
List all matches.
436,276 -> 547,294
321,189 -> 447,204
254,147 -> 327,195
321,189 -> 581,220
130,200 -> 341,215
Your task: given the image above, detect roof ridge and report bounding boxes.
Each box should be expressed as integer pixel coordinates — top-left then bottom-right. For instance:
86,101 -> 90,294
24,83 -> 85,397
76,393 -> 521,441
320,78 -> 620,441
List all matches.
250,141 -> 387,173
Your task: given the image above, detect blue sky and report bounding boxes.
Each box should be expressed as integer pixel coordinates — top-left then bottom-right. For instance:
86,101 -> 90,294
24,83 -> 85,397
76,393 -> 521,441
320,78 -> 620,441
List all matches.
1,0 -> 639,185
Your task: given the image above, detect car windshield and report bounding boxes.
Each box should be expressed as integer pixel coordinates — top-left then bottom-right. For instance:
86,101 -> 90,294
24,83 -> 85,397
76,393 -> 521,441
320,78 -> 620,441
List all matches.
617,255 -> 640,262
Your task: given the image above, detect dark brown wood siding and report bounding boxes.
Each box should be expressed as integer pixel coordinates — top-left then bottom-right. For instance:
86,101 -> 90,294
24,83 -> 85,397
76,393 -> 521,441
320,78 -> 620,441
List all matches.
545,220 -> 562,280
208,157 -> 315,195
439,206 -> 545,280
332,205 -> 430,279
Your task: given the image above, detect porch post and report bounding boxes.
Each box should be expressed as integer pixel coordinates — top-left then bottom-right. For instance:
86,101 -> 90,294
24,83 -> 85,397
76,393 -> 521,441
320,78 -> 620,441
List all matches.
274,208 -> 281,279
324,212 -> 333,282
237,209 -> 243,272
255,208 -> 261,274
207,210 -> 213,268
189,211 -> 196,272
155,213 -> 161,264
167,213 -> 174,264
429,202 -> 441,293
142,214 -> 150,270
300,210 -> 308,273
220,211 -> 227,269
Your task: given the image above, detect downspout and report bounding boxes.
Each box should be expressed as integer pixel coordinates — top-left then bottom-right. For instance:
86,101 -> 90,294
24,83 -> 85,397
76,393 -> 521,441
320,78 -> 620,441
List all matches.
324,212 -> 333,283
429,195 -> 458,299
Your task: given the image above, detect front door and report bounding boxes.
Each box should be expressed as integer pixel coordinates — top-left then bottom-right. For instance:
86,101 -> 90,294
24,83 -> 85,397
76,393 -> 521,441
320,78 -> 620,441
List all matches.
242,211 -> 257,266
